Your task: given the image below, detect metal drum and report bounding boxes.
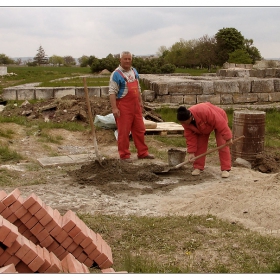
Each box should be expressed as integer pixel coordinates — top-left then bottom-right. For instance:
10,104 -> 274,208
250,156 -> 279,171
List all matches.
231,110 -> 266,163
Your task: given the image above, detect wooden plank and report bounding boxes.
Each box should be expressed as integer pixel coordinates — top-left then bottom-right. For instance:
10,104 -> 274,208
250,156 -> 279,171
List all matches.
145,122 -> 184,135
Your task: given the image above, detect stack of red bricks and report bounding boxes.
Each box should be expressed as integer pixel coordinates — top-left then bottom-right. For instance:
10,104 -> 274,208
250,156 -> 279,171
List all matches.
0,188 -> 124,273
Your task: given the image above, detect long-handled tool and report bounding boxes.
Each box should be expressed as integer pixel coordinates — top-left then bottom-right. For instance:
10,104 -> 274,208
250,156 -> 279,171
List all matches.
83,77 -> 103,165
157,135 -> 245,174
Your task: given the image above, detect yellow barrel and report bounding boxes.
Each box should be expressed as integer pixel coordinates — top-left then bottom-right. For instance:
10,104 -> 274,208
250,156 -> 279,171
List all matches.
231,110 -> 266,163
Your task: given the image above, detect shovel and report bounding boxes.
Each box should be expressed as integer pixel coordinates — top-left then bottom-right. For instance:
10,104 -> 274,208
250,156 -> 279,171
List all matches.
157,135 -> 245,174
83,77 -> 103,165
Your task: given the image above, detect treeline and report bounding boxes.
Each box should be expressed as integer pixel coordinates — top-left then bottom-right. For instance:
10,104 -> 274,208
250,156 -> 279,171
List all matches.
1,27 -> 262,74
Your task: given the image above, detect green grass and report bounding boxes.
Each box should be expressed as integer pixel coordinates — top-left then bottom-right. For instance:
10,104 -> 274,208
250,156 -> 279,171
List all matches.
0,145 -> 23,163
79,213 -> 280,273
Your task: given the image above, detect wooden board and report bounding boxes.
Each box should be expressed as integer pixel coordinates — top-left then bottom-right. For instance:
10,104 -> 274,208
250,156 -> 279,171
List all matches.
145,122 -> 184,135
144,119 -> 157,129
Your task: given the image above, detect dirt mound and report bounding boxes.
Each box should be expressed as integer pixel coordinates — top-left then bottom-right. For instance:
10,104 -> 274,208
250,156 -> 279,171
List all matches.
251,152 -> 280,173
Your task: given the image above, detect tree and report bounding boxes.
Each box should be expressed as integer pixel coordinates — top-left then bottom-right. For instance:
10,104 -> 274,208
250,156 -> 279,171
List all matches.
244,39 -> 262,63
63,56 -> 76,66
0,54 -> 15,64
49,55 -> 64,66
215,27 -> 245,65
33,45 -> 48,66
228,49 -> 253,64
78,55 -> 89,67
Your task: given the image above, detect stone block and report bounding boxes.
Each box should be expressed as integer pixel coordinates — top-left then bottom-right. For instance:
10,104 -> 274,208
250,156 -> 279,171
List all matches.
168,81 -> 202,95
183,95 -> 197,105
2,88 -> 17,100
258,92 -> 270,102
214,80 -> 239,94
251,79 -> 274,93
197,95 -> 220,105
156,94 -> 171,103
220,94 -> 233,105
153,82 -> 168,95
233,93 -> 258,103
100,86 -> 109,97
238,79 -> 251,93
201,81 -> 214,94
17,88 -> 35,100
268,92 -> 280,102
54,87 -> 75,98
273,78 -> 280,92
142,90 -> 155,102
35,87 -> 54,100
170,95 -> 184,104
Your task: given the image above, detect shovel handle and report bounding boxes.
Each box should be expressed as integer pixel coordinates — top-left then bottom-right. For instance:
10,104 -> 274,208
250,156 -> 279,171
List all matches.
174,135 -> 245,169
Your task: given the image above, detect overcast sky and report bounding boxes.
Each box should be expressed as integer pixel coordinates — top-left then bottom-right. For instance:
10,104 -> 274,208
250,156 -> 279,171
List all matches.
1,5 -> 280,60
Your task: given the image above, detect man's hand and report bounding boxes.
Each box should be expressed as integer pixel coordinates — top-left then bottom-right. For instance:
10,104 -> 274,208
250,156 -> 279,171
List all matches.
112,107 -> 120,118
188,153 -> 196,162
226,139 -> 233,146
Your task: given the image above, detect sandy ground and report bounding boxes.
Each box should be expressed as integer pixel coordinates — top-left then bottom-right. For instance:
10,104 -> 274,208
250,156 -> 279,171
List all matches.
1,122 -> 280,238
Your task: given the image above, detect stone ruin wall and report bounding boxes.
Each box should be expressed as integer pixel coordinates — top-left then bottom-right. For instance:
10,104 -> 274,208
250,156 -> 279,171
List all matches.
140,61 -> 280,106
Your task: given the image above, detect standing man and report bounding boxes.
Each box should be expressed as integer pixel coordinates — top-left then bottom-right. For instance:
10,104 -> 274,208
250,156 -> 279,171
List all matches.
177,103 -> 233,178
108,51 -> 154,162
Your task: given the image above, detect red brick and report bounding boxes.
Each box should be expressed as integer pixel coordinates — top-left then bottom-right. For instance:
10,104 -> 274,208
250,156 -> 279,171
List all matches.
61,210 -> 77,232
68,224 -> 82,239
25,216 -> 38,229
0,190 -> 7,213
46,239 -> 60,253
60,236 -> 73,249
101,268 -> 115,273
44,252 -> 63,273
22,193 -> 38,209
52,245 -> 66,257
2,188 -> 21,207
61,252 -> 85,273
88,235 -> 102,261
21,240 -> 37,265
8,196 -> 24,213
14,206 -> 29,223
79,225 -> 92,248
36,228 -> 50,242
83,257 -> 93,268
18,223 -> 28,234
37,247 -> 52,273
29,235 -> 39,245
21,228 -> 33,239
49,210 -> 63,237
53,228 -> 68,243
73,229 -> 88,246
72,245 -> 83,258
0,215 -> 11,242
0,206 -> 13,219
5,213 -> 18,224
0,246 -> 4,255
30,221 -> 44,236
39,234 -> 54,248
0,263 -> 17,273
84,229 -> 98,256
99,257 -> 114,270
56,250 -> 69,261
28,196 -> 43,215
15,235 -> 31,259
2,220 -> 19,247
44,219 -> 57,233
15,261 -> 33,273
13,218 -> 23,228
28,245 -> 44,272
39,204 -> 53,226
6,236 -> 21,255
0,251 -> 12,266
77,252 -> 88,264
81,263 -> 90,273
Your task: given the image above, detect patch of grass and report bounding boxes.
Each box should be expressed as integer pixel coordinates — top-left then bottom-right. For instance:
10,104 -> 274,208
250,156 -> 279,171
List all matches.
0,128 -> 15,139
38,131 -> 63,144
78,213 -> 280,273
0,145 -> 23,163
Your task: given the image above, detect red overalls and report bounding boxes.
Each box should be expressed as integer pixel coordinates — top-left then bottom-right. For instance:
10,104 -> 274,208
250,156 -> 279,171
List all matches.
115,71 -> 149,159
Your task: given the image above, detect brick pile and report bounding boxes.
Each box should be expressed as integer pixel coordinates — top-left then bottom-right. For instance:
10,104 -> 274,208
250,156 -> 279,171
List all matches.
0,188 -> 125,273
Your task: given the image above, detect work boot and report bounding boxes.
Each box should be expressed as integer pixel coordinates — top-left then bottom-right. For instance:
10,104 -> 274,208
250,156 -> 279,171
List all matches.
221,170 -> 230,178
138,154 -> 155,159
191,169 -> 201,176
120,158 -> 133,163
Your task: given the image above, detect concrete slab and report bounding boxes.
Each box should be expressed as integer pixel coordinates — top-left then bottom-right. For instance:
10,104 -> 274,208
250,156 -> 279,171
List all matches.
37,153 -> 95,167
